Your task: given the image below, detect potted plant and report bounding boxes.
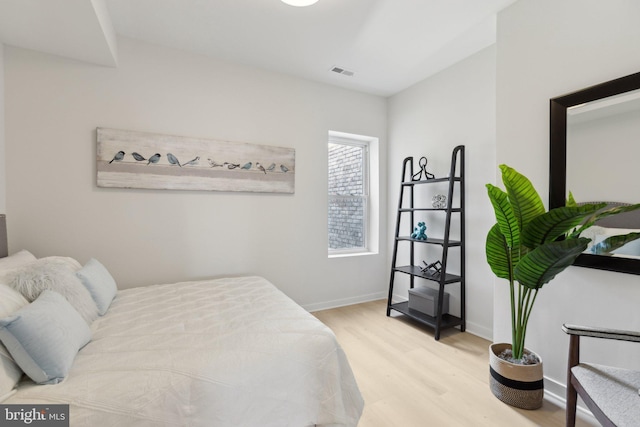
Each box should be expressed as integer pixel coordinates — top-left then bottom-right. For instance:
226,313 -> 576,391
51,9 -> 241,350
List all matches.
485,165 -> 640,409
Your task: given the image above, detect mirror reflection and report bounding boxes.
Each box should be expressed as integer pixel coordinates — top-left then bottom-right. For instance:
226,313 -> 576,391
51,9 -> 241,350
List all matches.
566,89 -> 640,258
550,70 -> 640,274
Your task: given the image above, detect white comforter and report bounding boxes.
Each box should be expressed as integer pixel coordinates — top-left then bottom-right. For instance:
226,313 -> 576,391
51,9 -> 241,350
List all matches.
6,276 -> 364,426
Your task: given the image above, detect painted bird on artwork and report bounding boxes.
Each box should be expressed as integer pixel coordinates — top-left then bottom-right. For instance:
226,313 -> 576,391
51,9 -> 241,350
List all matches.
256,162 -> 267,174
208,158 -> 224,167
167,153 -> 181,167
182,156 -> 200,166
280,164 -> 289,173
131,152 -> 146,162
224,162 -> 240,169
240,162 -> 252,170
109,151 -> 125,164
147,153 -> 161,165
266,163 -> 276,172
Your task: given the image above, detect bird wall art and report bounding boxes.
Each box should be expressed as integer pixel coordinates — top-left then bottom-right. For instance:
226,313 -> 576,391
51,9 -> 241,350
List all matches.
97,127 -> 295,193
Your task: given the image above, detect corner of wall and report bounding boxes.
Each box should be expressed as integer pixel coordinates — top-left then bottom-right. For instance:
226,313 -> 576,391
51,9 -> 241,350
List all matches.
91,0 -> 119,66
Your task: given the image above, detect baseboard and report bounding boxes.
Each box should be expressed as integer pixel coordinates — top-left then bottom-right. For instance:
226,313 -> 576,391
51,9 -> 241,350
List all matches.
391,294 -> 493,340
303,292 -> 386,312
391,293 -> 407,304
544,376 -> 599,426
544,375 -> 566,403
464,321 -> 493,341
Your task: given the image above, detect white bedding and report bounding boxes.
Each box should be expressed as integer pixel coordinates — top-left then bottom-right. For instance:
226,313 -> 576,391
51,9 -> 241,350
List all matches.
5,276 -> 363,426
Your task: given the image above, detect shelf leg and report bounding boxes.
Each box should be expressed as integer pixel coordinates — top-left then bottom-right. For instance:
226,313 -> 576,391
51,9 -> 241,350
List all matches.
434,284 -> 447,341
386,271 -> 395,316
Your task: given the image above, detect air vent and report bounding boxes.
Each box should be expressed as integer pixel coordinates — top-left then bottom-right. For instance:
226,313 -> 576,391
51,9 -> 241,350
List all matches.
330,66 -> 355,77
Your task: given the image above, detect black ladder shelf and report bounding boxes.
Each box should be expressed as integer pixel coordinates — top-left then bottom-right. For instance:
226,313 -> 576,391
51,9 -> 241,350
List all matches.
386,145 -> 465,340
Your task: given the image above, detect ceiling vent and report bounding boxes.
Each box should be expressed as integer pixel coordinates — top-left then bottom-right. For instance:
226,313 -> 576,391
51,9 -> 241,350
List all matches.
330,66 -> 355,77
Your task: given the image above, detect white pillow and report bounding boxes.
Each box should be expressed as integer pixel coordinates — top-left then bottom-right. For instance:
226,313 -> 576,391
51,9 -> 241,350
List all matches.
39,256 -> 82,272
0,290 -> 92,384
76,259 -> 118,315
0,250 -> 37,283
0,250 -> 36,271
0,284 -> 29,401
7,259 -> 99,325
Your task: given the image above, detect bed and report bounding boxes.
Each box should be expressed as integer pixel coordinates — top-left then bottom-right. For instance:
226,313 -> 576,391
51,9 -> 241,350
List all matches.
0,216 -> 364,426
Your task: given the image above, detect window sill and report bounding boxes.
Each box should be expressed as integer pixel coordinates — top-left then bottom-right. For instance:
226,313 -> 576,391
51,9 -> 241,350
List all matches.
328,250 -> 378,259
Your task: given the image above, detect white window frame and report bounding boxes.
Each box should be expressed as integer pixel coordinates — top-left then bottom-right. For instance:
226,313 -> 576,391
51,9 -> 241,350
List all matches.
328,131 -> 378,257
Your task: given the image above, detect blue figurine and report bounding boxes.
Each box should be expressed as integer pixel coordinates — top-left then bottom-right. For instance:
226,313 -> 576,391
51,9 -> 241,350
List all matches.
411,222 -> 427,240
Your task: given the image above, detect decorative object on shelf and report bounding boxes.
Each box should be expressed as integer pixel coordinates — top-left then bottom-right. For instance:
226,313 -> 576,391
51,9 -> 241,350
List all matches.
411,157 -> 435,181
408,286 -> 449,317
410,222 -> 427,240
97,128 -> 295,193
432,194 -> 447,209
485,164 -> 640,410
420,260 -> 442,277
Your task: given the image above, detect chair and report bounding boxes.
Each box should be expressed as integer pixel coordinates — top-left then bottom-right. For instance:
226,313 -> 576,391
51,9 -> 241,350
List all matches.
563,324 -> 640,426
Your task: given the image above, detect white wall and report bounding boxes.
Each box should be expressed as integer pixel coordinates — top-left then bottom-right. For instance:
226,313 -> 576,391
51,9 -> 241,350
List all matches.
496,0 -> 640,400
387,45 -> 497,339
3,37 -> 388,309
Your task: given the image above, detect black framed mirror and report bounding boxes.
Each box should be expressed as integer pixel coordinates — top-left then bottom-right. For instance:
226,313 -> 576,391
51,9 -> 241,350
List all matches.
550,71 -> 640,275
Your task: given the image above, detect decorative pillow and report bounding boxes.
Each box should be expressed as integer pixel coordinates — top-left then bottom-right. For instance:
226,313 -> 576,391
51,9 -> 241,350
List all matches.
7,259 -> 99,325
0,290 -> 91,384
0,250 -> 36,271
0,284 -> 29,401
0,250 -> 37,283
39,256 -> 83,272
76,258 -> 118,316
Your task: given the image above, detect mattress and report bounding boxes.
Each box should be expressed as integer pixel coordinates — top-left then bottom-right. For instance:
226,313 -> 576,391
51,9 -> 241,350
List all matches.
6,276 -> 363,426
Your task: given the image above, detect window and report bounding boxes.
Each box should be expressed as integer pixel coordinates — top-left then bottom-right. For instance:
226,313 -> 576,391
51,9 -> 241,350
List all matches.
328,131 -> 378,256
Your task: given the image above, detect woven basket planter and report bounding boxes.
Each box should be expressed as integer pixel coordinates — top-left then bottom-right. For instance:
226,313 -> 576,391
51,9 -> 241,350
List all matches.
489,343 -> 544,410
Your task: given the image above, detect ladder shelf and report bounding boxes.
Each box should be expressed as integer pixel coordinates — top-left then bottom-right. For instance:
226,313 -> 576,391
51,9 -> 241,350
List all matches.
386,145 -> 465,340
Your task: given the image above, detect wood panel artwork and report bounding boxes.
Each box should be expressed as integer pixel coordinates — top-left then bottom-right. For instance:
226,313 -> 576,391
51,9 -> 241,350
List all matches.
96,128 -> 295,193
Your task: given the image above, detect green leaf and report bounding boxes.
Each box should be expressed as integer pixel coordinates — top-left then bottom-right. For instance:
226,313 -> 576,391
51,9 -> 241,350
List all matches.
572,203 -> 640,237
590,232 -> 640,255
521,203 -> 605,248
500,165 -> 545,232
594,203 -> 640,223
486,224 -> 516,280
514,238 -> 590,289
566,192 -> 577,207
486,184 -> 519,249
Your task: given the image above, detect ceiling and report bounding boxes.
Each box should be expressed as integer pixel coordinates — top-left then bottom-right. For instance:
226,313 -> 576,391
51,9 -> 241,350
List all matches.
0,0 -> 516,96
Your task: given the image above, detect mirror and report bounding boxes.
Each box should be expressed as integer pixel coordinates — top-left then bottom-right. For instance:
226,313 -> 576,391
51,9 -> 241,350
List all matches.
550,71 -> 640,275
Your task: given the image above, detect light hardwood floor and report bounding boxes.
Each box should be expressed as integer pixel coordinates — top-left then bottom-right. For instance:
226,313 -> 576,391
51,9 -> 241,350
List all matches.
313,299 -> 594,427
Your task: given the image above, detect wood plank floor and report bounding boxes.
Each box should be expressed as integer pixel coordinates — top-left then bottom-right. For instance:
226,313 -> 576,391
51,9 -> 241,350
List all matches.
313,299 -> 594,427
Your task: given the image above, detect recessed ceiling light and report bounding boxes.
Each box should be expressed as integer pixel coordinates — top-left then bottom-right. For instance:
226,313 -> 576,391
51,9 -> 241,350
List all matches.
281,0 -> 319,6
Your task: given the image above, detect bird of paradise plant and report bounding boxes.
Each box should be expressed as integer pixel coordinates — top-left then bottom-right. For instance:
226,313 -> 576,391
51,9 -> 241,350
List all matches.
486,165 -> 640,361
